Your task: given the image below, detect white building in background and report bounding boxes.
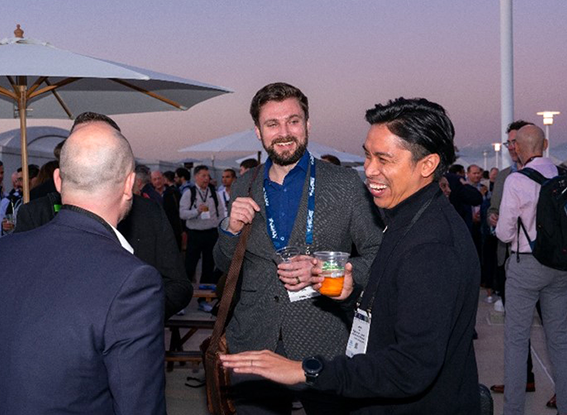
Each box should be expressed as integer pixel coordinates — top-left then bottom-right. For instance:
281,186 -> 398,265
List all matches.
0,126 -> 68,180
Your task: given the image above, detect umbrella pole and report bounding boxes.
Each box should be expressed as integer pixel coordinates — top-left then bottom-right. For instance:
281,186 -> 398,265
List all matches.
257,151 -> 261,164
17,83 -> 30,204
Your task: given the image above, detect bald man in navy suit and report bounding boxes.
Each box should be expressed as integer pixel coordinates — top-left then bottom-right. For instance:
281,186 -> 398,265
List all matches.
0,122 -> 165,414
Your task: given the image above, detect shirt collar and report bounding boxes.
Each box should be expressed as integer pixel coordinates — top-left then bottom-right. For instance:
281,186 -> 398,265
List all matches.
61,204 -> 134,254
264,150 -> 311,182
110,224 -> 134,254
524,156 -> 548,168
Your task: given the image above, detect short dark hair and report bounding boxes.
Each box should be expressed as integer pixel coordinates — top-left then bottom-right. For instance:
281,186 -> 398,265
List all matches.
53,140 -> 65,161
239,158 -> 259,170
365,97 -> 456,180
320,154 -> 341,166
163,171 -> 175,182
223,168 -> 237,178
71,112 -> 121,133
194,165 -> 209,175
17,164 -> 40,179
250,82 -> 309,127
175,167 -> 191,181
506,120 -> 533,134
448,164 -> 465,175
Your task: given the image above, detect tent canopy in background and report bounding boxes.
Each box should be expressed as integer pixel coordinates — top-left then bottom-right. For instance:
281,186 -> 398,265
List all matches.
179,129 -> 364,166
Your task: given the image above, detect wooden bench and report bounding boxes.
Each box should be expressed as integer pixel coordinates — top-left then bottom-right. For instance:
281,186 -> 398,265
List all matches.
165,318 -> 216,371
192,283 -> 218,303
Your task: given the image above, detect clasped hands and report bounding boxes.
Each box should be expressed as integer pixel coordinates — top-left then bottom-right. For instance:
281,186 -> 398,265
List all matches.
227,197 -> 354,297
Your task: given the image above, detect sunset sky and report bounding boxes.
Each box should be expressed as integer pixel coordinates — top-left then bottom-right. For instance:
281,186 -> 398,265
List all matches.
1,0 -> 566,163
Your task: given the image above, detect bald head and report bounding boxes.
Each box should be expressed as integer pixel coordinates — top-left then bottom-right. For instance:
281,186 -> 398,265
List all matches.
515,125 -> 546,164
59,122 -> 135,196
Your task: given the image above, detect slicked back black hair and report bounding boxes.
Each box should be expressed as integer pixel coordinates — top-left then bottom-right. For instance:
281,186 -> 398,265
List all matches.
365,97 -> 456,180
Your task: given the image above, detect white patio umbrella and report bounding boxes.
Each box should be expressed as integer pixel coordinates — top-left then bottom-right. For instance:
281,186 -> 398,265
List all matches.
179,129 -> 364,165
178,129 -> 264,162
0,25 -> 232,202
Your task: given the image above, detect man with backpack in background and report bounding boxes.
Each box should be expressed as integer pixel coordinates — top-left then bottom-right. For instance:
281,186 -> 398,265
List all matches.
179,165 -> 221,312
495,124 -> 567,415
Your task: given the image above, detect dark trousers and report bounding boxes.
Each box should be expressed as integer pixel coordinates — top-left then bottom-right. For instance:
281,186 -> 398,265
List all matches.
481,234 -> 497,290
185,228 -> 218,284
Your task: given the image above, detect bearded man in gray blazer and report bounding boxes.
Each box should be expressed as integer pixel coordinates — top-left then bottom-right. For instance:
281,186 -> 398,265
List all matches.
214,82 -> 382,414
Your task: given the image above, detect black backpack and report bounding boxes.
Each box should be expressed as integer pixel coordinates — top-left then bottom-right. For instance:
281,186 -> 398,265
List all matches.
517,166 -> 567,270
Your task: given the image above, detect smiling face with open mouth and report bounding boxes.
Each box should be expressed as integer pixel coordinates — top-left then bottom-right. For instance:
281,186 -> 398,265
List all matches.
363,124 -> 437,209
255,98 -> 309,166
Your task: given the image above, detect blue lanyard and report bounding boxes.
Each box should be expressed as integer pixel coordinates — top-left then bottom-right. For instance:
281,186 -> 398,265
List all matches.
263,153 -> 316,252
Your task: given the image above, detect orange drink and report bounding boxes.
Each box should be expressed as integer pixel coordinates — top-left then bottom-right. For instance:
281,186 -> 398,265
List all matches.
314,251 -> 350,298
320,274 -> 345,297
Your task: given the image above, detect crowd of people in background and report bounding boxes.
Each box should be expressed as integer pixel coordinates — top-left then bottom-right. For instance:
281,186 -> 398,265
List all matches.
1,89 -> 567,414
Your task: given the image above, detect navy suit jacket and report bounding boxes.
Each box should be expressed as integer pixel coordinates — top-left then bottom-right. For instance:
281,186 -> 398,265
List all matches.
15,193 -> 191,319
0,208 -> 166,414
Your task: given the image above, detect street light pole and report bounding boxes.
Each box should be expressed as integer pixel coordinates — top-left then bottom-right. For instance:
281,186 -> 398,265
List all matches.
500,0 -> 514,169
537,111 -> 560,158
492,143 -> 502,169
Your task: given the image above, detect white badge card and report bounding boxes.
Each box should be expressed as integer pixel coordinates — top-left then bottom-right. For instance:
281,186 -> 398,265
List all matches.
200,211 -> 211,220
346,309 -> 371,357
287,286 -> 320,302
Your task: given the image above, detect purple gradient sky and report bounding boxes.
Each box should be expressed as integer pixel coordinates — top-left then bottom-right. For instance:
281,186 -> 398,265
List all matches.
2,1 -> 566,162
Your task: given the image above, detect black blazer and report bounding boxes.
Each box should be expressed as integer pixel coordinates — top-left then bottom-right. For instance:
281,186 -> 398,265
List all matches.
15,193 -> 192,319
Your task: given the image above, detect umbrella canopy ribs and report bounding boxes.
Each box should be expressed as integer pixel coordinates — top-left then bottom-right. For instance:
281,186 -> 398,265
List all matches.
0,25 -> 231,202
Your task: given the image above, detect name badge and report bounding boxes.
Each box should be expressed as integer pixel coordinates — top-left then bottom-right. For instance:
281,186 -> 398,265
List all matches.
201,211 -> 211,220
346,308 -> 371,357
287,286 -> 320,302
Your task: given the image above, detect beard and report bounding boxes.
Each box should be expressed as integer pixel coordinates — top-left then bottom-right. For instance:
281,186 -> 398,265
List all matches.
264,134 -> 308,166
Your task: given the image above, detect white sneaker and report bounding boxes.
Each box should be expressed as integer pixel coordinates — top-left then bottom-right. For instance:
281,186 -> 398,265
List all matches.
484,296 -> 494,304
494,299 -> 505,313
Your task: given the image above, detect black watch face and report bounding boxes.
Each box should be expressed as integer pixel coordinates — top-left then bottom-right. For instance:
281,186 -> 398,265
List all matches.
304,357 -> 322,373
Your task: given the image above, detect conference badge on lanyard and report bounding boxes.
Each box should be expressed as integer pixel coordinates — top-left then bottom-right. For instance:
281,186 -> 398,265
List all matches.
346,309 -> 371,357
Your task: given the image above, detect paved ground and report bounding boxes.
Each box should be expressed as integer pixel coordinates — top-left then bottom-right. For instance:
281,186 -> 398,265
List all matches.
165,290 -> 558,415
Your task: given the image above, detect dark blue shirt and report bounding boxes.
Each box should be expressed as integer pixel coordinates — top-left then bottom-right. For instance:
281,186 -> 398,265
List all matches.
264,151 -> 310,249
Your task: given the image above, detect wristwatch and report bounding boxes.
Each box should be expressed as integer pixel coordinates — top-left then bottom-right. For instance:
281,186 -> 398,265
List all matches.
302,356 -> 323,385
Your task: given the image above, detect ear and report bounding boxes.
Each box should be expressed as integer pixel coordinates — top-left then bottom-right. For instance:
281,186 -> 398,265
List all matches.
123,171 -> 136,200
543,138 -> 549,151
254,125 -> 262,141
306,120 -> 311,135
420,154 -> 440,178
53,168 -> 62,193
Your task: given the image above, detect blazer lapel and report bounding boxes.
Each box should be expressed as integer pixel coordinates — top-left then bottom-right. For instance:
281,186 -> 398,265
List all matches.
288,162 -> 312,252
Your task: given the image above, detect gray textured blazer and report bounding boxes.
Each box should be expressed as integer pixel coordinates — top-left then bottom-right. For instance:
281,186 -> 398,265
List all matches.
214,159 -> 382,360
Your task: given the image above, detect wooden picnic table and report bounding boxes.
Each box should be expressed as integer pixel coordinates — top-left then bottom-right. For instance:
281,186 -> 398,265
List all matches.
164,284 -> 217,371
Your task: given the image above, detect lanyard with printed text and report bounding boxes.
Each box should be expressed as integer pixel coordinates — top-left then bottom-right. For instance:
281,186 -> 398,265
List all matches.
263,153 -> 316,252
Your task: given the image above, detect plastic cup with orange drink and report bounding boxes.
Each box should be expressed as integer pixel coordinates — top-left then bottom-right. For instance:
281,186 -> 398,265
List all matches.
313,251 -> 350,297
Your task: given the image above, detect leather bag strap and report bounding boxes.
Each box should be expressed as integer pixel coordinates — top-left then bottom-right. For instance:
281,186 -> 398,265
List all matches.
208,165 -> 261,351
